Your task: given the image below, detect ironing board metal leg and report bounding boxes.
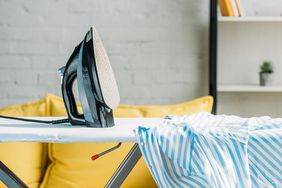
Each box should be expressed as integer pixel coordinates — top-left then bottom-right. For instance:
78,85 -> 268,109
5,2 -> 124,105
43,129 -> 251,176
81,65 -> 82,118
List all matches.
105,143 -> 142,188
0,161 -> 28,188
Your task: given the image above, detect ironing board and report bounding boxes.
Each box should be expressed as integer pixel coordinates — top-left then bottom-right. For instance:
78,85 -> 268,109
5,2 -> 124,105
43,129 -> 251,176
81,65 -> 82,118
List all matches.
0,117 -> 163,188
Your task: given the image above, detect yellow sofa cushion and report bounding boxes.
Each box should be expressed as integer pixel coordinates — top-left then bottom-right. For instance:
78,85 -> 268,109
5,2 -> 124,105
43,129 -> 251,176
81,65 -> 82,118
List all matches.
129,96 -> 213,118
40,95 -> 213,188
0,98 -> 48,188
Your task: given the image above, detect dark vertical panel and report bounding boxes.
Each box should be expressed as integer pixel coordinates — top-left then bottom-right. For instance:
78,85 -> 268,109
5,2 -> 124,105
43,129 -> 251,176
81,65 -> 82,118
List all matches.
209,0 -> 217,114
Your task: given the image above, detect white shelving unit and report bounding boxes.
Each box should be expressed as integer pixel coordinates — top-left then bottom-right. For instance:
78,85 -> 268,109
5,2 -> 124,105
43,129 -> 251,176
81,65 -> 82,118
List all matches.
218,16 -> 282,22
218,84 -> 282,92
218,16 -> 282,116
218,16 -> 282,93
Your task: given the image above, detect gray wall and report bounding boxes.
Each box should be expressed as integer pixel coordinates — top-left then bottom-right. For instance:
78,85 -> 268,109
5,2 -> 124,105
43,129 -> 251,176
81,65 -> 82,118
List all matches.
0,0 -> 281,118
0,0 -> 209,107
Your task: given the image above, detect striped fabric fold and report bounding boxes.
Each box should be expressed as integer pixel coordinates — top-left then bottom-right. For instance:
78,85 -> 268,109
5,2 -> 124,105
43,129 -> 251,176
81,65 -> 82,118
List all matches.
137,112 -> 282,188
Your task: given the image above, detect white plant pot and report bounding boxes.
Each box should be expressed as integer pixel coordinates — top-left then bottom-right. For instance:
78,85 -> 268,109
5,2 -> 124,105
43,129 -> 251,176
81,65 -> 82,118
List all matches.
259,72 -> 273,86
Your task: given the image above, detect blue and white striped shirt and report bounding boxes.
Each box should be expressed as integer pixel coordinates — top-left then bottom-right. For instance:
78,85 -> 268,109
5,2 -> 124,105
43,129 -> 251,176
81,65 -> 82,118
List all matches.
137,112 -> 282,188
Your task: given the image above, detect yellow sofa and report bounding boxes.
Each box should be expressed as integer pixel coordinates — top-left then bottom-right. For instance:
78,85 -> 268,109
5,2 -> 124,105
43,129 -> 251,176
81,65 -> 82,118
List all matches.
0,94 -> 213,188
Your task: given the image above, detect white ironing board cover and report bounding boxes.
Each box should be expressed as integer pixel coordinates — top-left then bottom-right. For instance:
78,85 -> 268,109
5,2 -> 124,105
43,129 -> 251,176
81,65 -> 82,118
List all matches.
0,117 -> 162,143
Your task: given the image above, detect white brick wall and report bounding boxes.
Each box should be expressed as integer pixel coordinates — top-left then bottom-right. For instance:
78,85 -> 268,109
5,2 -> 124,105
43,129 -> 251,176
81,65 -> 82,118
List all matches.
0,0 -> 280,117
0,0 -> 210,107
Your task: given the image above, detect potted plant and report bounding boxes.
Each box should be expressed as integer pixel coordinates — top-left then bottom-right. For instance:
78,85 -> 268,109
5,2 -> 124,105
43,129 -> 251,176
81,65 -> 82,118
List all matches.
260,61 -> 273,86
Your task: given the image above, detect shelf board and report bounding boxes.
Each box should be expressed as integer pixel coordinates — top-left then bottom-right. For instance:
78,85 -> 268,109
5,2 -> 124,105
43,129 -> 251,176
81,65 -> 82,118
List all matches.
218,16 -> 282,22
218,84 -> 282,92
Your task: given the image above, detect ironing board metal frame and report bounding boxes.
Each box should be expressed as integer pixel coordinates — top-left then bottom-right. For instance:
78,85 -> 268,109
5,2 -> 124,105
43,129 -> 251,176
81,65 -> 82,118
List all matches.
0,117 -> 161,188
0,161 -> 28,188
105,143 -> 142,188
0,144 -> 142,188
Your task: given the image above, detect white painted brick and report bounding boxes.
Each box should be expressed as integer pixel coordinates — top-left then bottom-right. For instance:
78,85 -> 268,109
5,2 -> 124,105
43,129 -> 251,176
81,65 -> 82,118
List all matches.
0,0 -> 279,118
0,28 -> 64,44
0,83 -> 55,99
0,0 -> 212,108
122,83 -> 159,98
114,70 -> 133,86
0,0 -> 259,111
127,54 -> 170,70
0,69 -> 37,85
149,84 -> 199,99
0,40 -> 61,55
0,98 -> 35,108
155,70 -> 201,84
0,41 -> 11,54
133,70 -> 155,85
37,71 -> 60,86
109,55 -> 132,70
0,55 -> 32,69
30,55 -> 67,70
66,0 -> 103,14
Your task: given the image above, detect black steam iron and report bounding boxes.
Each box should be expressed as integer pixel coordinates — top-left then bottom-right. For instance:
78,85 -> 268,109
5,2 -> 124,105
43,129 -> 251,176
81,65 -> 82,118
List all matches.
59,26 -> 120,128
